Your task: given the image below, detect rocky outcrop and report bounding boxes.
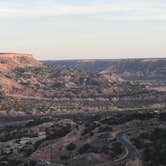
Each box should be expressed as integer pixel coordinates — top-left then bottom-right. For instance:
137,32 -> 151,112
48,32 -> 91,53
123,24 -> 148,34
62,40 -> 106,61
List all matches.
100,70 -> 124,83
0,53 -> 42,72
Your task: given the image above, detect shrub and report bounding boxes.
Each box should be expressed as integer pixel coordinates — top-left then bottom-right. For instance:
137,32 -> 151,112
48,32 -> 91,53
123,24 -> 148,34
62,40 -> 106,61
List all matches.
66,143 -> 76,151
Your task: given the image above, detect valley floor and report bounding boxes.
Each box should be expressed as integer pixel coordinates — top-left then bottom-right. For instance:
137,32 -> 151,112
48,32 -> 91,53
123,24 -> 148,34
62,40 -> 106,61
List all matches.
0,111 -> 166,166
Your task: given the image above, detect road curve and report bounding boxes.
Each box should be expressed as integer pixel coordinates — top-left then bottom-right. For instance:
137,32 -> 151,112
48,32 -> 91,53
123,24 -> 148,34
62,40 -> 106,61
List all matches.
113,130 -> 135,164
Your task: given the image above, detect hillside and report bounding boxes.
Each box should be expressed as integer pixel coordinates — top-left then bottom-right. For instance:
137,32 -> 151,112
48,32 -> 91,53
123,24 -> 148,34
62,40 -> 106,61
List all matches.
0,54 -> 144,98
0,54 -> 164,117
45,58 -> 166,90
1,53 -> 162,116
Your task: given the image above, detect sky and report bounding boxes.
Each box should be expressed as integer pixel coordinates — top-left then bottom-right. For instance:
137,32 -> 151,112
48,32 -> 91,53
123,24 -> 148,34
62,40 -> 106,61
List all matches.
0,0 -> 166,60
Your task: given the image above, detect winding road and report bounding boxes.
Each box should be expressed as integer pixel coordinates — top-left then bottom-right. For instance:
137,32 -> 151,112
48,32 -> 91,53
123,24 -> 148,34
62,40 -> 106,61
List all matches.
113,129 -> 141,166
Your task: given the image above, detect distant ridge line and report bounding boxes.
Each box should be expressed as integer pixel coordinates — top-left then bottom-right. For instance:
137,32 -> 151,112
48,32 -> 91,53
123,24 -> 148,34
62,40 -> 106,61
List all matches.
44,57 -> 166,62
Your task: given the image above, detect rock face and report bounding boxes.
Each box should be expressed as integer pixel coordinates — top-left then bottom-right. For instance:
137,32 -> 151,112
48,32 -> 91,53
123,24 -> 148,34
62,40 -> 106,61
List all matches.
0,53 -> 42,72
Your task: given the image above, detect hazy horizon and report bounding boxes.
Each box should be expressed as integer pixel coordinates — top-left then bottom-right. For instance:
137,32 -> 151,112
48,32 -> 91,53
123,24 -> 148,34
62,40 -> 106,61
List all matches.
0,0 -> 166,60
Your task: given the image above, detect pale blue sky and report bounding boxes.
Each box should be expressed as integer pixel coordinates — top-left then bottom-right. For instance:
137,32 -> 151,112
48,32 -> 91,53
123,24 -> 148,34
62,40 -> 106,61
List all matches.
0,0 -> 166,60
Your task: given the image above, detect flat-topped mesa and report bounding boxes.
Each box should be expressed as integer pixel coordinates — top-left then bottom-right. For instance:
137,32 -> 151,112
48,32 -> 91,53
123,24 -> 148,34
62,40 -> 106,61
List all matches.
0,53 -> 42,72
0,52 -> 33,56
